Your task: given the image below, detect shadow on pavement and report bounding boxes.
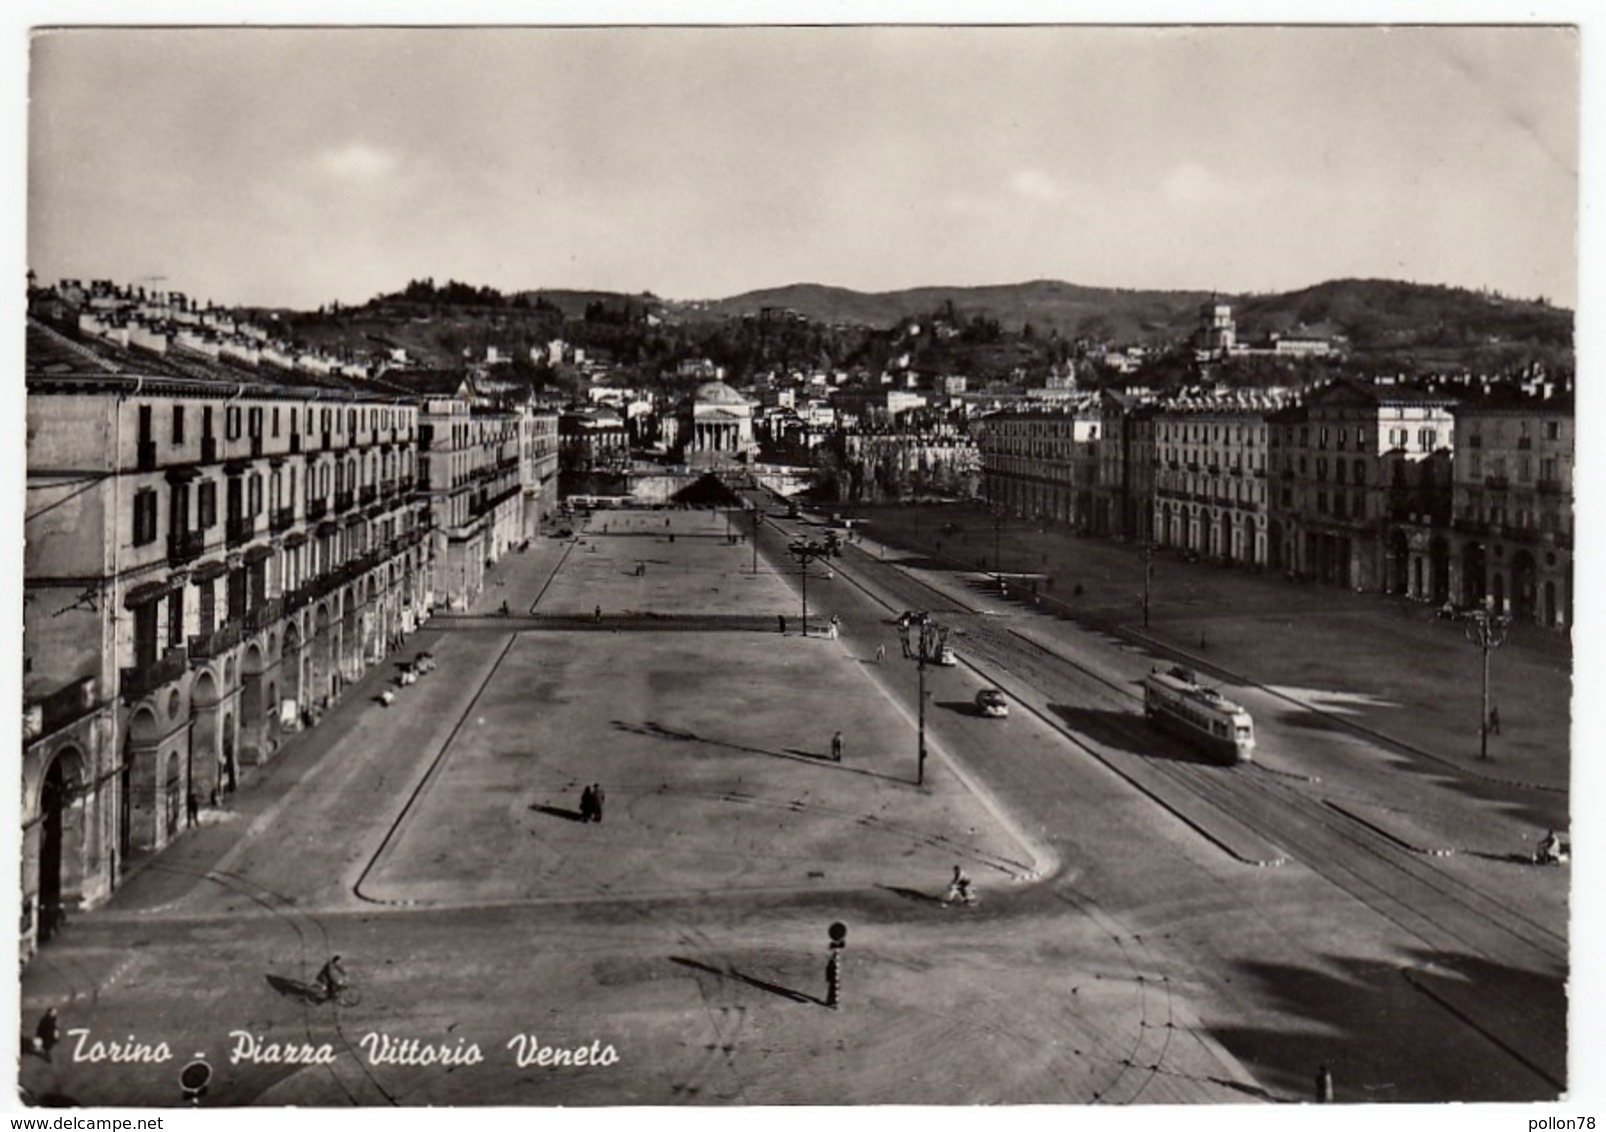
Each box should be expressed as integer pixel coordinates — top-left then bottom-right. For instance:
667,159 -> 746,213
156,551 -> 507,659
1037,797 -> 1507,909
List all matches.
529,803 -> 587,823
878,884 -> 946,906
1045,704 -> 1218,766
669,956 -> 824,1006
1209,949 -> 1565,1103
612,720 -> 913,785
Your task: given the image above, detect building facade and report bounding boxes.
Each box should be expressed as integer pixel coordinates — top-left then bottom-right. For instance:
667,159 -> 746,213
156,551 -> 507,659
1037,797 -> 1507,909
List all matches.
1447,391 -> 1573,628
1152,395 -> 1279,566
24,312 -> 433,962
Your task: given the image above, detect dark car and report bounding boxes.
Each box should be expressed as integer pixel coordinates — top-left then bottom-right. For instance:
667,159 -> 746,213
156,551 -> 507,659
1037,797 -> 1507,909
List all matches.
976,689 -> 1009,718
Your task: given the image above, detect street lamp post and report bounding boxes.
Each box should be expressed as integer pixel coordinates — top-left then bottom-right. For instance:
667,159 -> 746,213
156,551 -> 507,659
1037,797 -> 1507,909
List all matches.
1465,599 -> 1511,760
788,540 -> 832,639
911,615 -> 946,787
751,508 -> 761,574
1142,542 -> 1155,629
991,506 -> 1006,588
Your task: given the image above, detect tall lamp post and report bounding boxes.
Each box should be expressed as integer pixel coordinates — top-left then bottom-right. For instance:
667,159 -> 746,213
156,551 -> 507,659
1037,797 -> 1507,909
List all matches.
788,539 -> 833,639
907,614 -> 947,787
1465,599 -> 1511,760
1142,541 -> 1155,629
991,505 -> 1006,588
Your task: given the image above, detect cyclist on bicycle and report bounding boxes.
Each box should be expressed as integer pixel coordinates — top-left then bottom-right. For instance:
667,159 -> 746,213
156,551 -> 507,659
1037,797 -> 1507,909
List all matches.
317,955 -> 347,1001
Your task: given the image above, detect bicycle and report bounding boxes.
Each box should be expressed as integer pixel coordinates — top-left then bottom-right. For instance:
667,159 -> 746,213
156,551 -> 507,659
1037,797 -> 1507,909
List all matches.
315,980 -> 362,1007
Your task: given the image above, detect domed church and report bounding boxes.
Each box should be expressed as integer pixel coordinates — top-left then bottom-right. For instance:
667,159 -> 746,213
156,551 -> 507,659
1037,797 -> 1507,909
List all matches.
668,380 -> 758,468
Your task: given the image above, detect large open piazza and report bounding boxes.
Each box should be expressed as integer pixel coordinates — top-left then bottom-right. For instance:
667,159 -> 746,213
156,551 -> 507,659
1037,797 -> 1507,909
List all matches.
18,502 -> 1570,1106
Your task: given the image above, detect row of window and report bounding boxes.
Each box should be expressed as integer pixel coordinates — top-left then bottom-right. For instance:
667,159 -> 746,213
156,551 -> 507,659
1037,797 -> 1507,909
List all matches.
142,402 -> 414,447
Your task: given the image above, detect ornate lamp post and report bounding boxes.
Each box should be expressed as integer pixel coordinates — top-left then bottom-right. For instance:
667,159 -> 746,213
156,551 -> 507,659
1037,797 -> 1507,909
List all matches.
1465,598 -> 1511,760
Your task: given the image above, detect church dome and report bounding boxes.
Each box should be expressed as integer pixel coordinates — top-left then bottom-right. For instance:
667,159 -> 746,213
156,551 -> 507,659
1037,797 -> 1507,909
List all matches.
694,380 -> 749,406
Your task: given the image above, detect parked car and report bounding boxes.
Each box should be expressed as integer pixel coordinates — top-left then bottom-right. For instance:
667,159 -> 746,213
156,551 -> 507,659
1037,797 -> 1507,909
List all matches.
935,644 -> 958,667
976,688 -> 1009,717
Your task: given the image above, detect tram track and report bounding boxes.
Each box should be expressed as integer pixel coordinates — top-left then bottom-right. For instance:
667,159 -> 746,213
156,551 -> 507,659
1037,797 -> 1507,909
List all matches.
825,535 -> 1567,1085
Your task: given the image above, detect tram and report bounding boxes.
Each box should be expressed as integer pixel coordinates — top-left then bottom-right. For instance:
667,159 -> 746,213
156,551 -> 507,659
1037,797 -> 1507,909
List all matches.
1141,665 -> 1255,765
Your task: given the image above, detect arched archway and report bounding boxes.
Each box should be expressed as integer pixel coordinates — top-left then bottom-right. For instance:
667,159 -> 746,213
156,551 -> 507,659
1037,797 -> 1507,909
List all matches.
1460,543 -> 1487,607
190,669 -> 221,802
1388,529 -> 1410,596
1510,550 -> 1538,624
311,603 -> 334,707
164,751 -> 183,841
221,714 -> 237,795
1429,536 -> 1450,605
239,643 -> 267,766
35,748 -> 85,943
282,619 -> 304,712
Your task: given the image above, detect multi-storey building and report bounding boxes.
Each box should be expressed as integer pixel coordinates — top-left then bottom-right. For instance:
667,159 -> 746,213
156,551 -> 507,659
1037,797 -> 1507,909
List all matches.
1447,389 -> 1573,628
977,407 -> 1084,523
1151,393 -> 1279,565
1267,380 -> 1457,591
23,308 -> 432,962
520,402 -> 561,536
417,391 -> 523,610
1122,402 -> 1159,542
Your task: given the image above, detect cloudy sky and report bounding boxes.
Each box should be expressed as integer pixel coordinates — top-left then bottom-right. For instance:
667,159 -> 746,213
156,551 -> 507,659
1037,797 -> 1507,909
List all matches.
27,24 -> 1579,311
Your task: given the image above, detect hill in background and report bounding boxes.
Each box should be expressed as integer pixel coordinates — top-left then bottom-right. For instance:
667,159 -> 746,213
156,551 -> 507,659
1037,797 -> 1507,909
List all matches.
247,275 -> 1572,383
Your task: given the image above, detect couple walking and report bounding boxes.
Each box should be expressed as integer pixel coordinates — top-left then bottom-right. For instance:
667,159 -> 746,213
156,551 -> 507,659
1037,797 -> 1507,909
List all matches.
579,783 -> 606,823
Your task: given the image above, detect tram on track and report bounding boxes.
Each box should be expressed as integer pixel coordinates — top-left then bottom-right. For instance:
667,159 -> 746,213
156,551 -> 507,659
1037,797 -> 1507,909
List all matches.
1142,665 -> 1255,765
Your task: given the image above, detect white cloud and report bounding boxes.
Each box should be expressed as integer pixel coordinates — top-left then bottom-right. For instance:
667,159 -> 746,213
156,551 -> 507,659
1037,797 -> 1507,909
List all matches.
1159,162 -> 1233,208
1008,169 -> 1060,201
316,143 -> 399,182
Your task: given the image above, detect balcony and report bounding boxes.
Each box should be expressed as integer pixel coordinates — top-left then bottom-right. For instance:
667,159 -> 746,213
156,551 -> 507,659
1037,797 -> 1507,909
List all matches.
1517,437 -> 1532,451
120,646 -> 189,703
245,596 -> 285,633
1485,475 -> 1510,491
201,436 -> 218,463
1537,478 -> 1564,495
306,498 -> 329,522
226,514 -> 257,547
271,505 -> 296,532
137,439 -> 158,472
359,485 -> 377,506
188,622 -> 241,661
167,528 -> 206,563
334,490 -> 355,513
25,677 -> 103,743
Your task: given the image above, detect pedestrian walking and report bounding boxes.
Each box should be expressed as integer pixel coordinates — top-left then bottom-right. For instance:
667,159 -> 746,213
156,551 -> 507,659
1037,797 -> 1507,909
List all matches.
876,643 -> 886,664
778,614 -> 787,635
831,730 -> 843,763
34,1007 -> 59,1061
1489,706 -> 1501,735
186,790 -> 199,828
594,604 -> 602,623
579,785 -> 596,823
592,784 -> 605,824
